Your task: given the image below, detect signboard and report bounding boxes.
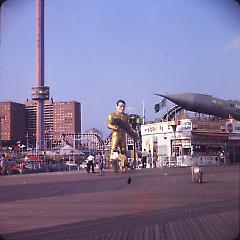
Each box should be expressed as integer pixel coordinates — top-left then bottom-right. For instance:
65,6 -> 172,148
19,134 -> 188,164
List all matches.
141,123 -> 167,135
226,121 -> 240,134
192,122 -> 222,132
141,119 -> 192,136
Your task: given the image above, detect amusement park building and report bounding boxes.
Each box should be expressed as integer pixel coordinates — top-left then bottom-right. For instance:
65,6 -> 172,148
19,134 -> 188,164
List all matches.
141,118 -> 240,166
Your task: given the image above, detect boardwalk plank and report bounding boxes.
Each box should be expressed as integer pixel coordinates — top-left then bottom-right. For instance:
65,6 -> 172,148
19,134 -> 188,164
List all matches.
211,213 -> 235,240
154,224 -> 160,240
177,219 -> 194,240
102,233 -> 112,240
200,215 -> 223,240
168,222 -> 178,240
220,211 -> 239,235
149,225 -> 154,240
132,228 -> 139,240
109,230 -> 119,240
164,223 -> 172,240
120,229 -> 129,240
125,228 -> 134,240
207,213 -> 230,240
194,215 -> 218,240
159,223 -> 166,239
194,216 -> 216,240
115,230 -> 123,240
172,221 -> 185,240
188,217 -> 206,240
143,225 -> 150,240
138,226 -> 144,240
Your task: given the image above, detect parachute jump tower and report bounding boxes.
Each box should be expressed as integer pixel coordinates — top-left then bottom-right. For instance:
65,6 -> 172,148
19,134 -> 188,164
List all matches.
32,0 -> 49,151
1,0 -> 49,150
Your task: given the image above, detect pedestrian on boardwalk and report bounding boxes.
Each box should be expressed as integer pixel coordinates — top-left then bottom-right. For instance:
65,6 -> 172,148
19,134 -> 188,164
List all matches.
141,149 -> 148,168
98,152 -> 104,176
147,150 -> 153,168
112,151 -> 120,173
86,153 -> 95,173
0,154 -> 8,175
153,150 -> 158,168
191,162 -> 203,183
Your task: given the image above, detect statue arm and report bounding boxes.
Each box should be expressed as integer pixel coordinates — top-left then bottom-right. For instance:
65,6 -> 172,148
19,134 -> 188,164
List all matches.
108,114 -> 118,131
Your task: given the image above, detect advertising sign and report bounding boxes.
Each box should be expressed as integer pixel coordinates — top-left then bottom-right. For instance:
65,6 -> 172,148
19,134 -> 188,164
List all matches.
226,121 -> 240,134
192,122 -> 222,132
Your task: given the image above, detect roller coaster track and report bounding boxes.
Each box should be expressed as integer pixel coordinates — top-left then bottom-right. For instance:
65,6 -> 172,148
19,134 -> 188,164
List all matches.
162,105 -> 183,121
61,133 -> 112,152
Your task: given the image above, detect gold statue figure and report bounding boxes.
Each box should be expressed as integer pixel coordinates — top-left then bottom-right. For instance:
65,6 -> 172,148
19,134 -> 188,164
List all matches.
108,100 -> 137,169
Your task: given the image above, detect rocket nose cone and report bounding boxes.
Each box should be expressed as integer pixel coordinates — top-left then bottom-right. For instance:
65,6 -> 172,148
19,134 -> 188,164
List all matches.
154,93 -> 167,98
155,93 -> 184,102
155,93 -> 196,108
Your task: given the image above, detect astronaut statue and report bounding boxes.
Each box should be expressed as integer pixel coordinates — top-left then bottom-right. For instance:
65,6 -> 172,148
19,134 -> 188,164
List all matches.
108,100 -> 137,171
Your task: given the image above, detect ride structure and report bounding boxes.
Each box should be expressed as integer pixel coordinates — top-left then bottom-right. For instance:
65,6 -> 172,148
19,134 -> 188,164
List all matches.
32,0 -> 50,151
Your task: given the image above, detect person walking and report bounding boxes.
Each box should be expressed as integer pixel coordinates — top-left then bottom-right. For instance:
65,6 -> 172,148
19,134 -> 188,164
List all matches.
86,153 -> 95,173
98,152 -> 104,176
141,149 -> 148,168
0,154 -> 8,175
147,150 -> 153,168
153,150 -> 158,168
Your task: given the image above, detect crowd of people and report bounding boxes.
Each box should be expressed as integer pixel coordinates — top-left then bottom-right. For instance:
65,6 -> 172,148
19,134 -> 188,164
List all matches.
0,149 -> 160,176
82,148 -> 160,176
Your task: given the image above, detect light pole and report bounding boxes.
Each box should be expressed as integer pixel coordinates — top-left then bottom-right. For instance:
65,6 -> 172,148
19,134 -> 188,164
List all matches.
129,114 -> 141,169
0,116 -> 5,149
172,124 -> 177,166
26,131 -> 29,149
169,121 -> 178,167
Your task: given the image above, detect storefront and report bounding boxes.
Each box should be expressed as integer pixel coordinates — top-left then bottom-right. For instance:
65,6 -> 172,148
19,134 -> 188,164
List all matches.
141,118 -> 240,166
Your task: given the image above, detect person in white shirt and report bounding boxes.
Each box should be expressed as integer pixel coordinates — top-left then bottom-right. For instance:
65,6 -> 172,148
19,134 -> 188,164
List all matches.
86,154 -> 95,173
141,149 -> 148,168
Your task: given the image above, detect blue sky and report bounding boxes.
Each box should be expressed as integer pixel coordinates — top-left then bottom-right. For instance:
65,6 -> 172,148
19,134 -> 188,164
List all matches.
1,0 -> 240,136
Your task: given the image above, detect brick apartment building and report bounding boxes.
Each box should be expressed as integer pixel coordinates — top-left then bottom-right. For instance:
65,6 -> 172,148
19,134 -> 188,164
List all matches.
0,100 -> 81,148
25,99 -> 54,148
53,101 -> 81,142
25,100 -> 81,148
0,102 -> 26,145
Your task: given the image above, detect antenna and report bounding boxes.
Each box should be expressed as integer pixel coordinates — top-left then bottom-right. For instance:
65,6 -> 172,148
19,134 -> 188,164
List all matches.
142,100 -> 145,125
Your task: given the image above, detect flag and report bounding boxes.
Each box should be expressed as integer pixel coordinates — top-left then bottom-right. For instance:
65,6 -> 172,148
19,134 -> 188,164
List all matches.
154,98 -> 166,113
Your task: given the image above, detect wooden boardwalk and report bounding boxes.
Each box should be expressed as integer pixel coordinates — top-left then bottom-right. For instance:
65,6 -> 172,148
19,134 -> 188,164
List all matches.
0,165 -> 239,240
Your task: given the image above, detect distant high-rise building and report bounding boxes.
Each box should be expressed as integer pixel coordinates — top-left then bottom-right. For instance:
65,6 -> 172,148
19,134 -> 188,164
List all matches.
0,102 -> 26,144
25,99 -> 54,148
0,100 -> 81,148
53,101 -> 81,141
25,100 -> 81,147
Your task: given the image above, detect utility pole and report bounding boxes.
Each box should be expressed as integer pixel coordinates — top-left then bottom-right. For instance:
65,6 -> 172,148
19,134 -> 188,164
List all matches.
26,131 -> 29,149
169,120 -> 179,167
0,116 -> 5,149
129,114 -> 142,169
